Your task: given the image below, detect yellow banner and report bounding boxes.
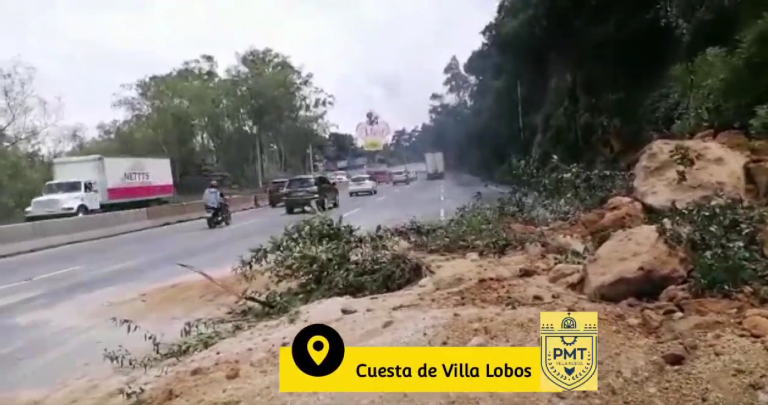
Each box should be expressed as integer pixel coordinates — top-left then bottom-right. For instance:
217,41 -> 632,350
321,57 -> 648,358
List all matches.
279,312 -> 597,393
361,139 -> 385,151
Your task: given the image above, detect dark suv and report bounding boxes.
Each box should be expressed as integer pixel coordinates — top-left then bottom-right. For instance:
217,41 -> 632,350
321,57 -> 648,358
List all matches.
267,178 -> 289,207
283,174 -> 340,214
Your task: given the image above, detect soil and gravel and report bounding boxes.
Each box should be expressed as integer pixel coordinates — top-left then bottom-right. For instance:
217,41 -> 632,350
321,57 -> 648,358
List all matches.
6,250 -> 768,405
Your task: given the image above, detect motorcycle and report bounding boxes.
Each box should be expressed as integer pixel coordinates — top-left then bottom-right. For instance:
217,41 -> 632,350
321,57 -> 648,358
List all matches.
205,201 -> 231,229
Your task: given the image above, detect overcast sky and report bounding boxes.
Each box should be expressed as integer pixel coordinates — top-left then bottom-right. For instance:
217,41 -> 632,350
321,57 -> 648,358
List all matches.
1,0 -> 497,136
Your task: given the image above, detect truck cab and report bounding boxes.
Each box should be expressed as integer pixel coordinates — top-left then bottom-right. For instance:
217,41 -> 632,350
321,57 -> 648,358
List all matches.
25,179 -> 101,220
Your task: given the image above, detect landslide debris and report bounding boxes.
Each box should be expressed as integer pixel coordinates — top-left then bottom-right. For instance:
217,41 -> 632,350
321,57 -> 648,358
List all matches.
9,130 -> 768,405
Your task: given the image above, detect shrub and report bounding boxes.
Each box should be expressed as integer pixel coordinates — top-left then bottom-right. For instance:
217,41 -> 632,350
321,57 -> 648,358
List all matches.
496,157 -> 633,225
235,215 -> 429,314
388,201 -> 517,255
388,157 -> 631,255
655,196 -> 768,295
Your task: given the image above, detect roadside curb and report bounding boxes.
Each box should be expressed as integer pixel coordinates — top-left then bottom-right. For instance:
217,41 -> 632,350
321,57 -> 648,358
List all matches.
0,205 -> 264,260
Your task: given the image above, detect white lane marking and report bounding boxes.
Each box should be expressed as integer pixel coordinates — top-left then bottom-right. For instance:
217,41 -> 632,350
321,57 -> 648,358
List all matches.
439,184 -> 446,220
376,196 -> 386,201
31,266 -> 83,281
0,266 -> 82,291
0,280 -> 29,292
226,217 -> 261,230
99,260 -> 139,274
342,208 -> 360,217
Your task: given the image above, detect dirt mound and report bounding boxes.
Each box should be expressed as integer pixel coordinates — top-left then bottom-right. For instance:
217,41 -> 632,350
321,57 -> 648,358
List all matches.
98,270 -> 270,323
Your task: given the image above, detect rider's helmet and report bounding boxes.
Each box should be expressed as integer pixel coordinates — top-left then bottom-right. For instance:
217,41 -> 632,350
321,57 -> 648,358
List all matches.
209,180 -> 219,189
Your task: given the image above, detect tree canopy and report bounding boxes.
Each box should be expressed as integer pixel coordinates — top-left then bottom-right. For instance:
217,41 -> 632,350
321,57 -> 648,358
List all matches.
394,0 -> 768,177
72,49 -> 334,187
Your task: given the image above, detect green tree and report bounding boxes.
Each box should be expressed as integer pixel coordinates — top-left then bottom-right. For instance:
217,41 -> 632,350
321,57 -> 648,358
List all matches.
76,48 -> 334,187
414,0 -> 768,178
325,132 -> 359,161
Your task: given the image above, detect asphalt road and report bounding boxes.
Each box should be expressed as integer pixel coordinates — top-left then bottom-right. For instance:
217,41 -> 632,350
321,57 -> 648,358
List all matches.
0,173 -> 506,392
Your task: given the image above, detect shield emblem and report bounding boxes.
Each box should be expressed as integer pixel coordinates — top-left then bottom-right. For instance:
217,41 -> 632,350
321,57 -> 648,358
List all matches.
541,334 -> 597,390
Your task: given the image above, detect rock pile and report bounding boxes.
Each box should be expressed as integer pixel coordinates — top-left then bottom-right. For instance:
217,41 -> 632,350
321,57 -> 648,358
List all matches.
529,130 -> 768,358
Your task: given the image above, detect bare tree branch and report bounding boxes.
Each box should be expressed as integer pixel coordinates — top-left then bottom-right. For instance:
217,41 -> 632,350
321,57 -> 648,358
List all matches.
0,59 -> 62,149
176,262 -> 275,308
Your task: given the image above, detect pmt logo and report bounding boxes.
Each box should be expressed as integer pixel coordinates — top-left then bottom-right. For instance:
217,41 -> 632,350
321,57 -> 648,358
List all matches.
540,312 -> 598,391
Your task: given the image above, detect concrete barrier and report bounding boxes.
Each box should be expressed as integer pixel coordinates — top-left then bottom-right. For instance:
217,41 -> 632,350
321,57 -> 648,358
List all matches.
145,201 -> 202,221
0,193 -> 265,258
146,194 -> 257,222
0,209 -> 149,246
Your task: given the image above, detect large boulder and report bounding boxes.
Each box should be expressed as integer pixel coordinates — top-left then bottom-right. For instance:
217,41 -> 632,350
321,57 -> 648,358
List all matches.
746,161 -> 768,199
577,196 -> 645,237
633,139 -> 748,209
692,129 -> 715,141
714,130 -> 750,151
583,225 -> 689,302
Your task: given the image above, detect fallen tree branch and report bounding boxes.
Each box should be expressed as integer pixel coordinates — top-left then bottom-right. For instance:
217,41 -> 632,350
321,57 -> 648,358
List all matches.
176,262 -> 275,309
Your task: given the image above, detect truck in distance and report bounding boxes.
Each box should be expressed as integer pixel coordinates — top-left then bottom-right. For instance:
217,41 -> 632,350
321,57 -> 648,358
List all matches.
425,152 -> 445,180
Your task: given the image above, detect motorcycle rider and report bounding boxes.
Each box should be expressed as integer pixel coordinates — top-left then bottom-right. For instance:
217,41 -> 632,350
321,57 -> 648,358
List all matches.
202,180 -> 227,220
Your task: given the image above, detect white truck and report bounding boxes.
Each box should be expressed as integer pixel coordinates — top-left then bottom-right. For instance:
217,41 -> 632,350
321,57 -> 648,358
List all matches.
25,155 -> 175,221
425,152 -> 445,180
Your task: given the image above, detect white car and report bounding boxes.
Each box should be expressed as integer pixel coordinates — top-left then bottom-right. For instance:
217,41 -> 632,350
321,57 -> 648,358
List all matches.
391,170 -> 410,185
348,174 -> 378,196
333,171 -> 350,183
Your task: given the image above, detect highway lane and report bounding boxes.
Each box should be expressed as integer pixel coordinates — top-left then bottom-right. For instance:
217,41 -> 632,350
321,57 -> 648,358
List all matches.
0,174 -> 499,392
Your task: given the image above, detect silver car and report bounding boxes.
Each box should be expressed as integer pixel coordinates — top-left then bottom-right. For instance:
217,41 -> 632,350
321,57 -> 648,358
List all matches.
348,174 -> 378,196
391,170 -> 410,185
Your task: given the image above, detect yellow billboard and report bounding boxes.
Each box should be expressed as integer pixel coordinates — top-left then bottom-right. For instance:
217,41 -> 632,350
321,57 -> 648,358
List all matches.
355,111 -> 391,151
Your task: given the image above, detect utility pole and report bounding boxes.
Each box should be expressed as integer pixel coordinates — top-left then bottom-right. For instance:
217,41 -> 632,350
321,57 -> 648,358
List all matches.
308,143 -> 315,175
402,141 -> 409,170
517,80 -> 524,139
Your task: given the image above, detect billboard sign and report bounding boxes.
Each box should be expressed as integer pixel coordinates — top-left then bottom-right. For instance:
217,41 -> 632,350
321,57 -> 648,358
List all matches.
355,110 -> 391,151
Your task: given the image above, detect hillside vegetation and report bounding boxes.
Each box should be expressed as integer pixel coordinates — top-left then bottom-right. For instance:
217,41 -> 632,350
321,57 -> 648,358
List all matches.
395,0 -> 768,176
